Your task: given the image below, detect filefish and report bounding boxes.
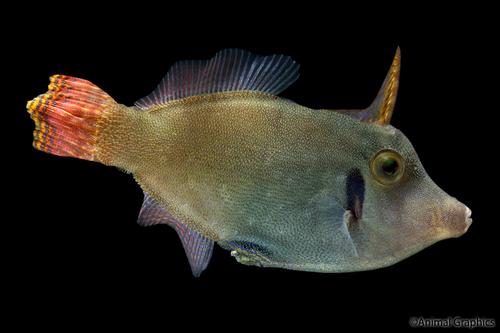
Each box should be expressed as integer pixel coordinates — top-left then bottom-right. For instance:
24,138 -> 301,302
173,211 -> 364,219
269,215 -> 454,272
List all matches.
27,48 -> 472,276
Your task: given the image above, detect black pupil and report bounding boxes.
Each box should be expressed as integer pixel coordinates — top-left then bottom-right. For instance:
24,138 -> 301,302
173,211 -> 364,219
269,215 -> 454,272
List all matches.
382,158 -> 399,175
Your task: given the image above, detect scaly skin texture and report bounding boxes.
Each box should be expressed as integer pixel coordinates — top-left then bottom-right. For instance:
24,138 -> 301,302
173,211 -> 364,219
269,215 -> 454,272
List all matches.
96,91 -> 470,272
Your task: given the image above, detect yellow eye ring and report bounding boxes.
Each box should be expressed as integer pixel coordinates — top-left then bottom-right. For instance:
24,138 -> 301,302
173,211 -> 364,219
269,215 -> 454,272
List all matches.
370,149 -> 405,186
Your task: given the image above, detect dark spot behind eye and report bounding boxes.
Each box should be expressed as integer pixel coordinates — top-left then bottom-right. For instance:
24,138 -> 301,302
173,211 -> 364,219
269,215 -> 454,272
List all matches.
346,168 -> 365,220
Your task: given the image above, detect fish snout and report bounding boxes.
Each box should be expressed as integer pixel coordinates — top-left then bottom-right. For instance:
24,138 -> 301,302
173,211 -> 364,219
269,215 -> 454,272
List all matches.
433,198 -> 472,238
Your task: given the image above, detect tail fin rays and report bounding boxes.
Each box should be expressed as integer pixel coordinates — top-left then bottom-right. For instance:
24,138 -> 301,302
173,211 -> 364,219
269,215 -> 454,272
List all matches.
27,75 -> 117,161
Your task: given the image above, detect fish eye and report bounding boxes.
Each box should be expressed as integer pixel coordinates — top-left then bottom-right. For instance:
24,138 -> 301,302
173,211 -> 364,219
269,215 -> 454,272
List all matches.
370,149 -> 405,185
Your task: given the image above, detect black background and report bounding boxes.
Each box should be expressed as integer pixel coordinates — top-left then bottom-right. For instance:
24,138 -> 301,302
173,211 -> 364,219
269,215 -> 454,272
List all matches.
4,4 -> 497,331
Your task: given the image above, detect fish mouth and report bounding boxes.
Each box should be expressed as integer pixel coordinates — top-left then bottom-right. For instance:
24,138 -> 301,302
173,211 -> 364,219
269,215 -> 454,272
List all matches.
432,199 -> 472,239
464,205 -> 473,233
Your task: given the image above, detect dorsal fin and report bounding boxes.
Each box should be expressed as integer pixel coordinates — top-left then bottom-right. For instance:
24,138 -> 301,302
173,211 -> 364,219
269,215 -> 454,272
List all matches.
137,191 -> 214,277
333,47 -> 401,124
135,49 -> 300,109
369,47 -> 401,124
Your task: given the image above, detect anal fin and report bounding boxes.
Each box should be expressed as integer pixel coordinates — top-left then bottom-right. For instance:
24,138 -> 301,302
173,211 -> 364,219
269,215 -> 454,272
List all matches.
138,192 -> 214,277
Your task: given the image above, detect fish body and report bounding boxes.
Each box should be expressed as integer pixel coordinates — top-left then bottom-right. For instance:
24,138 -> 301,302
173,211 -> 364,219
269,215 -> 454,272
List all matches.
27,49 -> 472,276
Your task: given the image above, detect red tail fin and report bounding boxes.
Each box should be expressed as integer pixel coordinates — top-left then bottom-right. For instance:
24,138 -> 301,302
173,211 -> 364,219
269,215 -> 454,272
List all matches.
27,75 -> 117,161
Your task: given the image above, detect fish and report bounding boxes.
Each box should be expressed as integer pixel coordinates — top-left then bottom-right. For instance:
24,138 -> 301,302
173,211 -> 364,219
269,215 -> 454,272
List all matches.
27,48 -> 472,277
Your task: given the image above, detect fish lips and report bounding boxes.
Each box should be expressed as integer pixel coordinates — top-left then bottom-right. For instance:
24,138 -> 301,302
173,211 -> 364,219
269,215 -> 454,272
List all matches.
429,197 -> 472,240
